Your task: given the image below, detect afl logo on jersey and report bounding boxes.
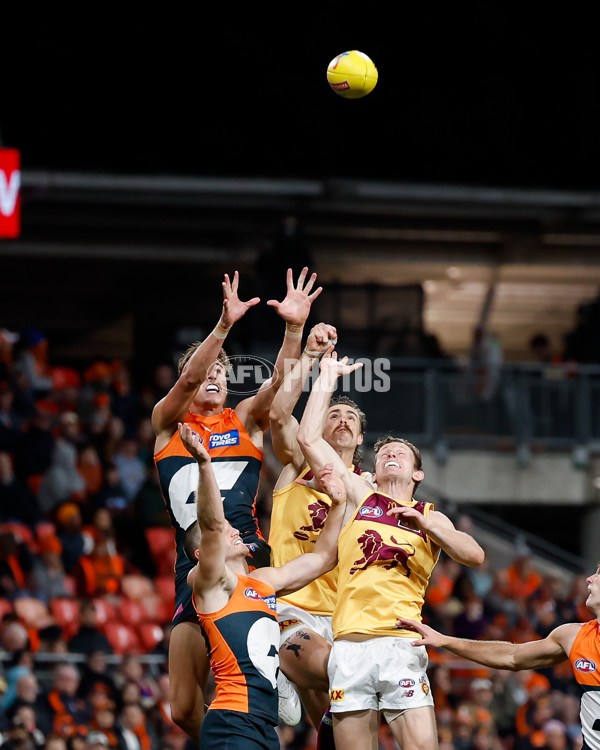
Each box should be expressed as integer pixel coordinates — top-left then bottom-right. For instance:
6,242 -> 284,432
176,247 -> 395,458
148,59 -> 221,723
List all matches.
575,658 -> 597,673
399,679 -> 415,688
209,430 -> 240,449
360,506 -> 383,518
244,587 -> 261,600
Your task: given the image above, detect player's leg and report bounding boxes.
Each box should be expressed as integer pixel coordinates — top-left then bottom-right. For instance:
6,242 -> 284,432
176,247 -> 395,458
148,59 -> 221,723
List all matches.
279,627 -> 331,692
386,706 -> 438,750
331,709 -> 379,750
295,686 -> 330,733
169,619 -> 210,742
380,637 -> 437,750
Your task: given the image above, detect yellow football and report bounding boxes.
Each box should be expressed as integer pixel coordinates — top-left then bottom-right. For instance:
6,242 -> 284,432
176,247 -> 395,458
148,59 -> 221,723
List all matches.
326,50 -> 378,99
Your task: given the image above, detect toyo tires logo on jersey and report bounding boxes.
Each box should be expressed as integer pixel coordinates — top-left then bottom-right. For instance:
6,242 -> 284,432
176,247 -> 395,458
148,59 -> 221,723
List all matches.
575,658 -> 597,673
244,587 -> 276,611
208,430 -> 240,449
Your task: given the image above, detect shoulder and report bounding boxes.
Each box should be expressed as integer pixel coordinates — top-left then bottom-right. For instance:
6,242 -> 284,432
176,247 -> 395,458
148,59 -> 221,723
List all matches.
549,621 -> 585,653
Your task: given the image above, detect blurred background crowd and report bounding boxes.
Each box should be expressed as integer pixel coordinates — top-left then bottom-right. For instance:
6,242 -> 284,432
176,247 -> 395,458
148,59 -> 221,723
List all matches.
0,324 -> 592,750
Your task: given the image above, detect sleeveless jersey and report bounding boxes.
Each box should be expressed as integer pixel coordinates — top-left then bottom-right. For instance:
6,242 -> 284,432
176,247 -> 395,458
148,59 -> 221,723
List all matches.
269,465 -> 371,616
568,618 -> 600,750
333,491 -> 439,640
193,574 -> 279,725
154,408 -> 264,585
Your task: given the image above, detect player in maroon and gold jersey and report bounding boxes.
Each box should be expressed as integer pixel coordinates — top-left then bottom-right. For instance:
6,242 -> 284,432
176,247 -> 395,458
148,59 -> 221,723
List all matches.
298,353 -> 484,750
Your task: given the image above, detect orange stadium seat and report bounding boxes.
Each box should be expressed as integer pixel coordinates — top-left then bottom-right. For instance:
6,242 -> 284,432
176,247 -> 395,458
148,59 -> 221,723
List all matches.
50,597 -> 81,638
137,622 -> 164,651
119,598 -> 149,626
92,597 -> 119,630
145,527 -> 176,575
105,622 -> 142,655
154,576 -> 175,609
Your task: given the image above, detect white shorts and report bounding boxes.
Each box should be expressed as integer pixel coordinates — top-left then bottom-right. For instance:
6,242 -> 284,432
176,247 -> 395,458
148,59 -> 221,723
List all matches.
277,601 -> 334,646
327,637 -> 434,714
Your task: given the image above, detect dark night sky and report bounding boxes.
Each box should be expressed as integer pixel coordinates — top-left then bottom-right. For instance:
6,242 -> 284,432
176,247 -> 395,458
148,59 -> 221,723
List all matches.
4,9 -> 600,189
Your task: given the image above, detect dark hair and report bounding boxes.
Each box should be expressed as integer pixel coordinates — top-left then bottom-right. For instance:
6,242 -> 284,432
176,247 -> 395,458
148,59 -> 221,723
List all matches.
177,342 -> 231,377
373,435 -> 423,492
328,395 -> 366,467
183,521 -> 201,563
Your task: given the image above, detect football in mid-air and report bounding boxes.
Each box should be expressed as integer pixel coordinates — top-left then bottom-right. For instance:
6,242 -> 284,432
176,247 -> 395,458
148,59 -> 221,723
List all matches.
326,50 -> 378,99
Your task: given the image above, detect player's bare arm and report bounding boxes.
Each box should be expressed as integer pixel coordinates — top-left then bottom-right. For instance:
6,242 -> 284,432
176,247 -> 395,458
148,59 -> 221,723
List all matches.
395,617 -> 578,670
152,271 -> 260,442
180,423 -> 237,609
297,353 -> 368,506
236,267 -> 323,436
269,322 -> 337,486
387,506 -> 485,567
252,463 -> 346,596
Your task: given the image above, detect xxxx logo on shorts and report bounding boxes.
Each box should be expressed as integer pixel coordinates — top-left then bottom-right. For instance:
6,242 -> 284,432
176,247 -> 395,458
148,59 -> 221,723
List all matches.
330,689 -> 344,702
279,619 -> 302,634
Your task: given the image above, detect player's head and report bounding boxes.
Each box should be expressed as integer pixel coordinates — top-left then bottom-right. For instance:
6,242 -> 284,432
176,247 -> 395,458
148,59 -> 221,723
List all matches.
586,563 -> 600,614
183,519 -> 248,563
372,436 -> 424,493
178,343 -> 232,407
323,396 -> 366,466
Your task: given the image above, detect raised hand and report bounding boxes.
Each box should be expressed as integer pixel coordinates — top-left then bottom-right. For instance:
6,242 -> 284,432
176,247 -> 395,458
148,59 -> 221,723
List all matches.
179,422 -> 211,465
305,322 -> 338,355
266,267 -> 323,326
317,463 -> 347,505
319,351 -> 364,379
386,505 -> 431,534
221,271 -> 261,327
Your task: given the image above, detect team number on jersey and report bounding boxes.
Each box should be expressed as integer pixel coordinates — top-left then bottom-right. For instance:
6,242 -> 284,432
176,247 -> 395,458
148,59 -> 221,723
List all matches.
168,460 -> 249,530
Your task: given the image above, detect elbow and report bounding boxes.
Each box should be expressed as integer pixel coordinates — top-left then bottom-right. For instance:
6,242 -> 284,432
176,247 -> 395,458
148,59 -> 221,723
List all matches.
269,407 -> 283,429
296,426 -> 311,451
321,551 -> 338,574
465,546 -> 485,567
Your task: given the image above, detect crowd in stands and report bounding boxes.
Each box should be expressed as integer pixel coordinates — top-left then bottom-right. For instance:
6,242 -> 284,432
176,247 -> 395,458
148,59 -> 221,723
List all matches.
0,326 -> 592,750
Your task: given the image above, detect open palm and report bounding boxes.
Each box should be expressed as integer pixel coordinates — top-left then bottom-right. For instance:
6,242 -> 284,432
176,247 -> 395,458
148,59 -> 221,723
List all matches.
266,267 -> 322,326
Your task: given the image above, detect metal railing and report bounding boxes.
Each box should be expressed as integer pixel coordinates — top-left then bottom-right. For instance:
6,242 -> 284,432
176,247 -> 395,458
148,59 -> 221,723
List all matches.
339,357 -> 600,454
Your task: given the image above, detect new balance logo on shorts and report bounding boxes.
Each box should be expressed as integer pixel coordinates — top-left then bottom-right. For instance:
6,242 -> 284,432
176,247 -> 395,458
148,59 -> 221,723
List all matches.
330,689 -> 344,702
208,430 -> 240,449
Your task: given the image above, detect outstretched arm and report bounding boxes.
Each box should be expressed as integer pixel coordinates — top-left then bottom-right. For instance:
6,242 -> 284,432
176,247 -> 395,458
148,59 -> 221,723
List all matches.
179,423 -> 230,596
269,322 -> 337,477
394,618 -> 576,671
386,506 -> 485,567
296,354 -> 365,498
237,267 -> 323,432
152,271 -> 260,438
253,464 -> 347,595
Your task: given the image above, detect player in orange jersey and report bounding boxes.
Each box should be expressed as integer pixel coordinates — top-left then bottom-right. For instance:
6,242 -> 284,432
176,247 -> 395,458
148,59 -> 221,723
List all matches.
180,422 -> 347,750
152,268 -> 322,742
297,353 -> 484,750
397,562 -> 600,750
